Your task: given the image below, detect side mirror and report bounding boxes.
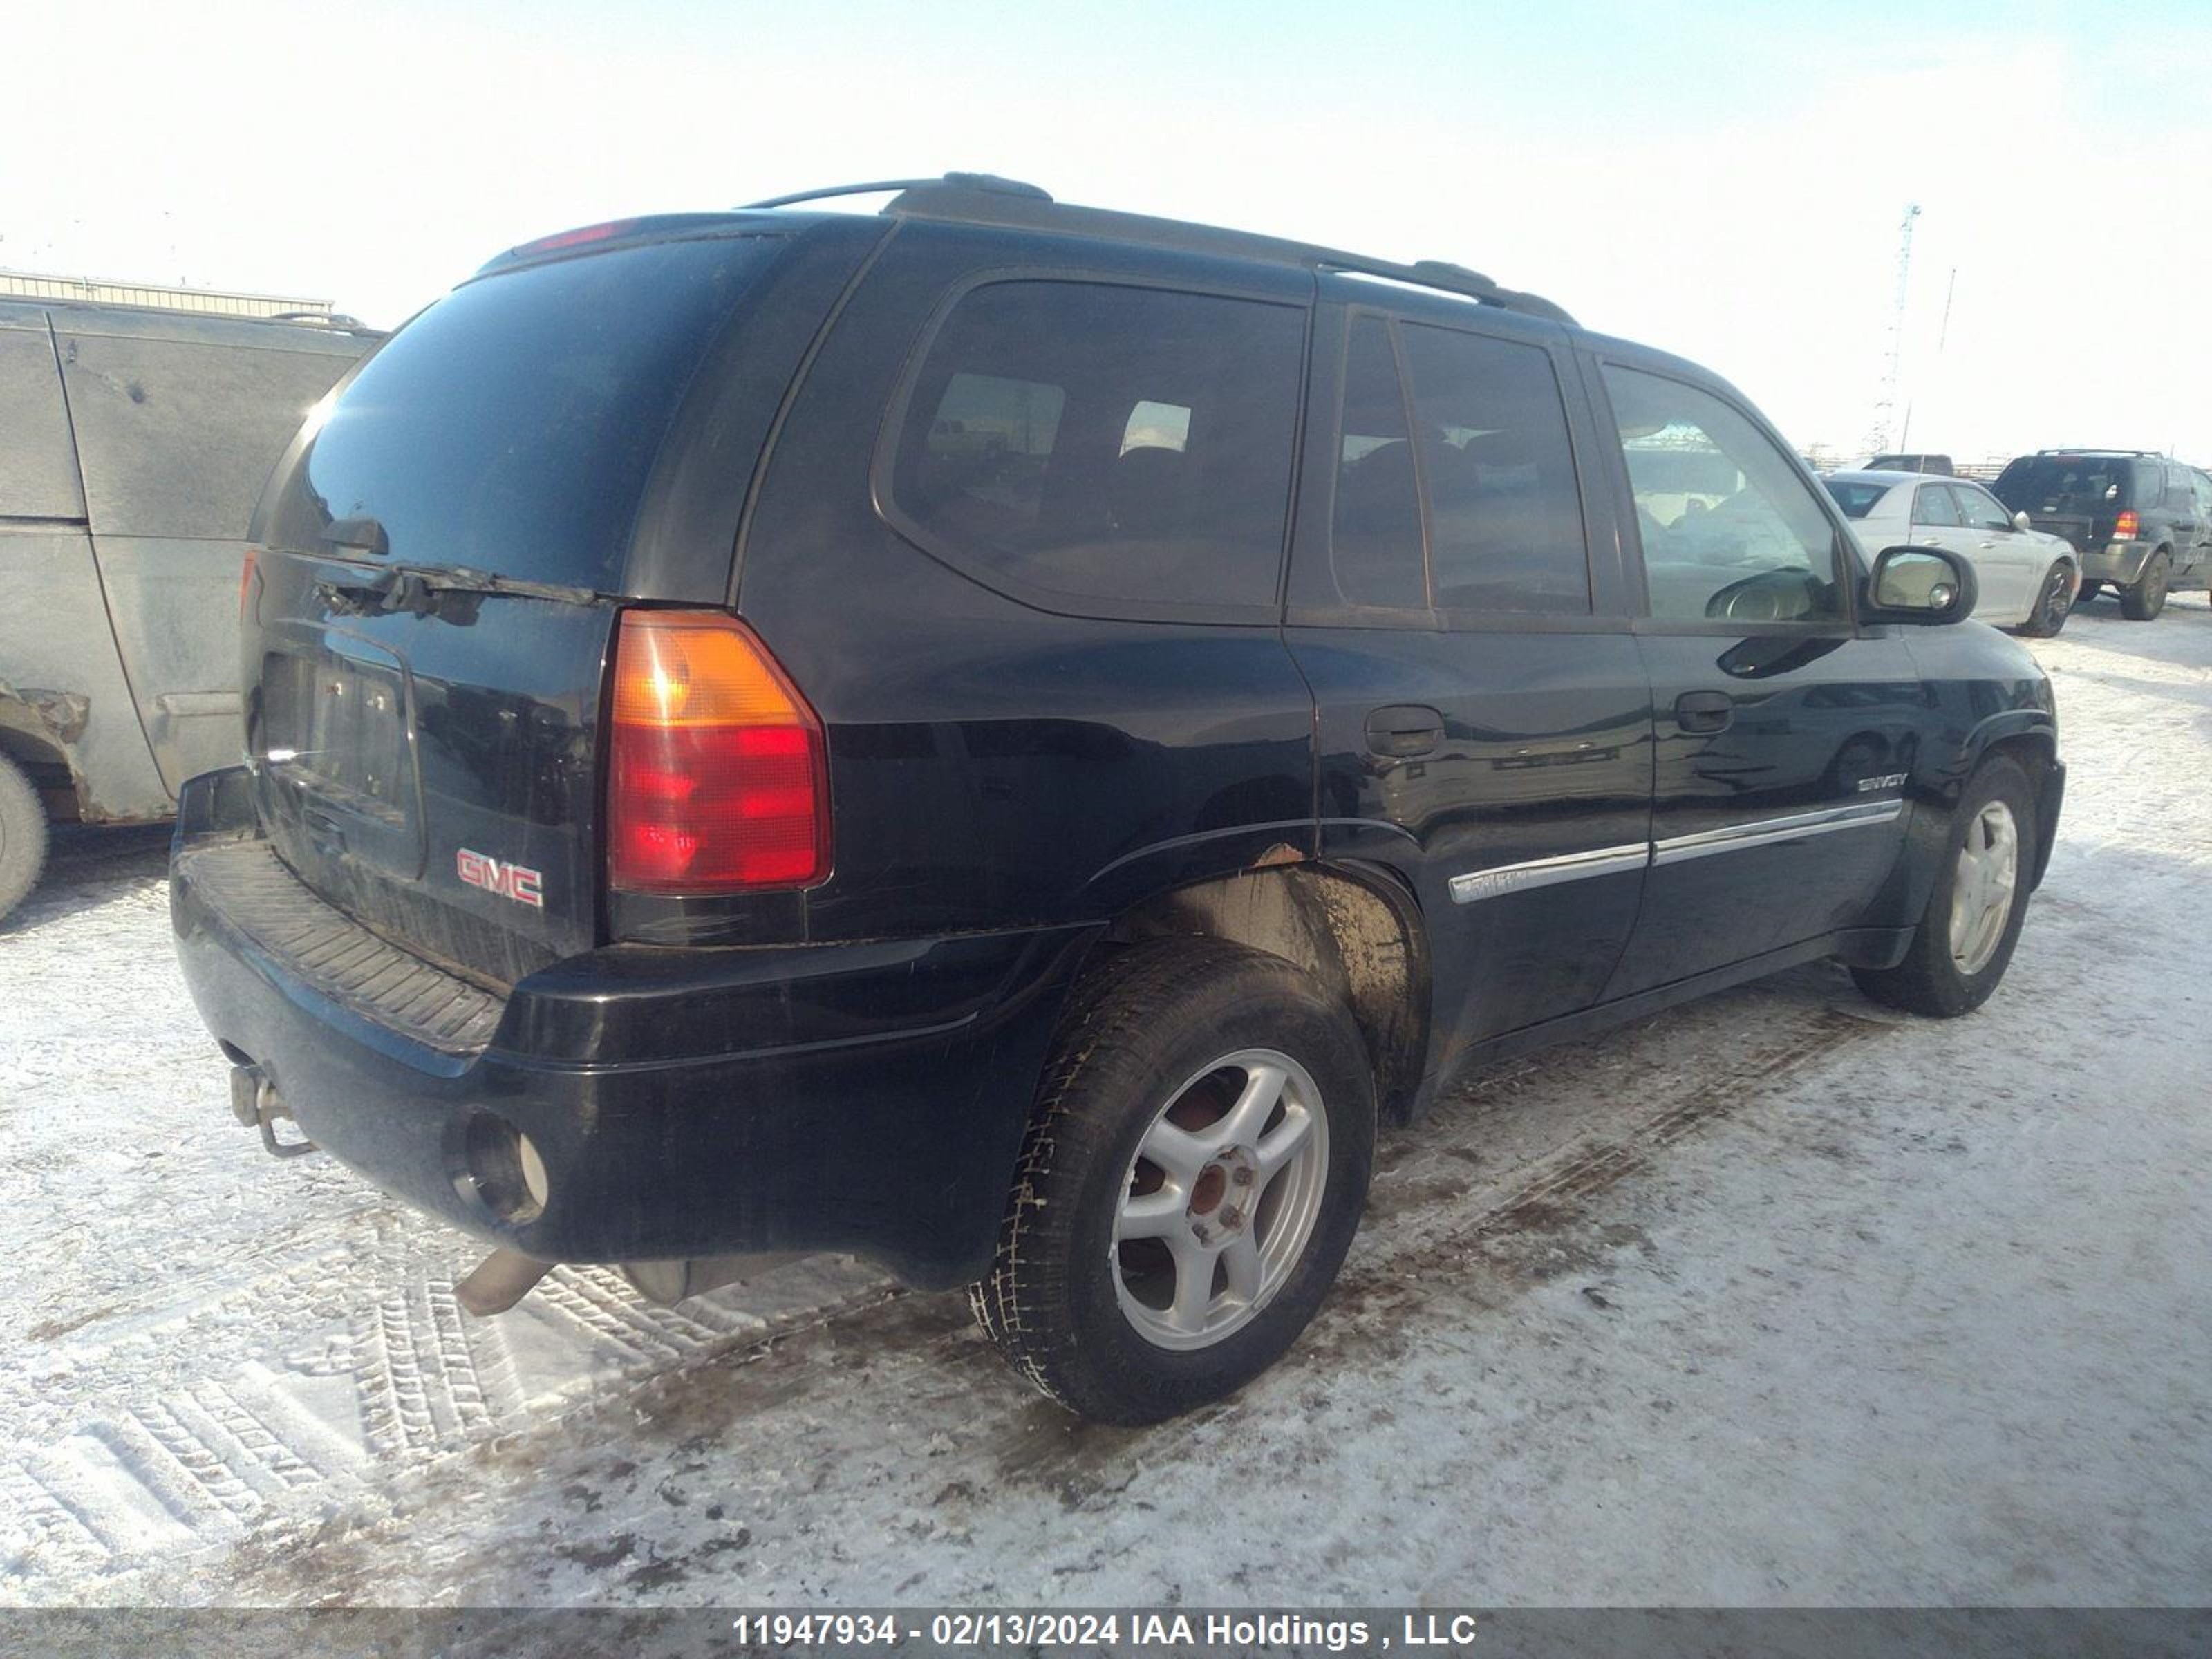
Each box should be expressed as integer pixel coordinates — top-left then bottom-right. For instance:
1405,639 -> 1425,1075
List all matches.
1866,545 -> 1978,624
2012,509 -> 2032,533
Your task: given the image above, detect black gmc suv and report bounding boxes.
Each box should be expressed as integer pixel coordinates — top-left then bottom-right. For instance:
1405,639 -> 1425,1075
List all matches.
171,176 -> 2063,1423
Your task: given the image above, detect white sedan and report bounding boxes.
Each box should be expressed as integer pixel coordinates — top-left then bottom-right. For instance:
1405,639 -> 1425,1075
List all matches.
1824,470 -> 2081,635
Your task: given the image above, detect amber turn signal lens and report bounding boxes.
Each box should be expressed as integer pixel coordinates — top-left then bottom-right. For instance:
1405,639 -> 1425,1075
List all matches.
606,611 -> 830,894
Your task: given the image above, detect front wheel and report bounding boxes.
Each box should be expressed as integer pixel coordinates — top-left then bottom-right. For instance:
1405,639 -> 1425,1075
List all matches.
1852,756 -> 2038,1018
2119,552 -> 2171,621
970,937 -> 1376,1424
2014,562 -> 2075,637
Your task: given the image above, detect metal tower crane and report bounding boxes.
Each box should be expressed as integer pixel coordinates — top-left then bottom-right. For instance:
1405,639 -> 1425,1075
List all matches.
1864,202 -> 1921,456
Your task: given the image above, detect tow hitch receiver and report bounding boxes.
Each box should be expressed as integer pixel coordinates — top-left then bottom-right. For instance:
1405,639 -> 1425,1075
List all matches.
228,1064 -> 318,1159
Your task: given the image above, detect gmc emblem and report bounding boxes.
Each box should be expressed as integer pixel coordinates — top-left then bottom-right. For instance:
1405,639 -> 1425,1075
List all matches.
456,847 -> 544,909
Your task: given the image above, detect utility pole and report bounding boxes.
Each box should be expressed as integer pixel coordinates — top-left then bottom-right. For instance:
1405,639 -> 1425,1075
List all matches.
1864,203 -> 1921,456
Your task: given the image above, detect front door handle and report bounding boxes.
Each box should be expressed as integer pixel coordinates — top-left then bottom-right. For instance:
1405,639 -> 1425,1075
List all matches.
1365,704 -> 1444,758
1674,691 -> 1734,734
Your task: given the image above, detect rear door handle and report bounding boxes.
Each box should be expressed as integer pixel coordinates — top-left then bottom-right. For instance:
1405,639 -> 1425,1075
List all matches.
1365,704 -> 1444,758
1674,691 -> 1734,734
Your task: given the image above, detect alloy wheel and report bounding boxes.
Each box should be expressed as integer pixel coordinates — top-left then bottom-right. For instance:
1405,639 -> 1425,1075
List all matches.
1949,800 -> 2019,976
2040,567 -> 2073,630
1113,1048 -> 1330,1351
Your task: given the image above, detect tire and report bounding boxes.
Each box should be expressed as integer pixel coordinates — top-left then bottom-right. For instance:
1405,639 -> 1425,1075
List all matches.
2075,579 -> 2102,606
2014,562 -> 2075,637
969,936 -> 1376,1424
0,752 -> 50,925
1851,755 -> 2037,1019
2119,551 -> 2171,621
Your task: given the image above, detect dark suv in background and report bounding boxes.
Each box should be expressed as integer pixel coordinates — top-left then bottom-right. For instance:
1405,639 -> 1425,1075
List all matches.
170,176 -> 2063,1423
1991,449 -> 2210,619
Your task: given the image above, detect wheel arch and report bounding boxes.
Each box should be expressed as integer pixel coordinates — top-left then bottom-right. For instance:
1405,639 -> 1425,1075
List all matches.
1972,724 -> 2061,890
0,708 -> 81,824
1103,859 -> 1432,1125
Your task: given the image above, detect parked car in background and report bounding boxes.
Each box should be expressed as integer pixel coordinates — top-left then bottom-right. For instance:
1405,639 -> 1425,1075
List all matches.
170,176 -> 2063,1425
1990,450 -> 2209,620
1824,469 -> 2080,635
1863,451 -> 1955,476
0,297 -> 377,921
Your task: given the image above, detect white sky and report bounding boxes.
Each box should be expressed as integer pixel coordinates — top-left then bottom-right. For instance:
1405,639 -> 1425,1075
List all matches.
6,0 -> 2208,463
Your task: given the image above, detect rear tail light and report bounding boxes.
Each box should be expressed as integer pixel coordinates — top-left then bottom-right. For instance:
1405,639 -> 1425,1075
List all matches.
606,611 -> 830,894
239,547 -> 259,619
2113,509 -> 2140,540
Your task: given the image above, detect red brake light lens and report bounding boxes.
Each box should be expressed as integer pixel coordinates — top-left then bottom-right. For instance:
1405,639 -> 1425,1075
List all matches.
2113,509 -> 2140,540
239,547 -> 259,619
606,612 -> 830,894
515,220 -> 637,258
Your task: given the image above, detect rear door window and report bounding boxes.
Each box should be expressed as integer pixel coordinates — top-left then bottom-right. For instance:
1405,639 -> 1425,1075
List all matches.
1911,484 -> 1963,527
1400,322 -> 1591,615
885,280 -> 1306,616
1602,365 -> 1843,625
278,234 -> 785,590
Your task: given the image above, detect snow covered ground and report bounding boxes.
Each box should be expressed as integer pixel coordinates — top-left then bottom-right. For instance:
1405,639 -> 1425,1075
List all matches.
1,599 -> 2207,1610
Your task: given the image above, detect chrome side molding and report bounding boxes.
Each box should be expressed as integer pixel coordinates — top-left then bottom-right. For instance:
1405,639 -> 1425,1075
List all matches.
1450,798 -> 1906,903
1447,842 -> 1651,905
1649,798 -> 1904,866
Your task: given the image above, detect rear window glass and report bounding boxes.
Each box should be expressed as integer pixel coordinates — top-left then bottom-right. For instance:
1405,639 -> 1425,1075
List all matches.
887,280 -> 1304,613
286,235 -> 780,590
1821,479 -> 1891,519
1992,456 -> 2137,515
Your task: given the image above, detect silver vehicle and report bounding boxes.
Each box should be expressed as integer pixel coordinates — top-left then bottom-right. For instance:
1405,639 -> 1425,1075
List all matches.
0,296 -> 377,920
1824,469 -> 2082,637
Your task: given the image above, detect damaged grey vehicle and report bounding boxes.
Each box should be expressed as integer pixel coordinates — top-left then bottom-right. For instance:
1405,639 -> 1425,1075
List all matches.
0,296 -> 375,920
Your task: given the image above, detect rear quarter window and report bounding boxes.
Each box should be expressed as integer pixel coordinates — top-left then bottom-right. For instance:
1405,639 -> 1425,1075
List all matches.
279,234 -> 784,591
881,279 -> 1306,619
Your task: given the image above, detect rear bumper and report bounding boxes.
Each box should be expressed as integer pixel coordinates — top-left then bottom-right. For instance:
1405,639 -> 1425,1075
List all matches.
2080,542 -> 2155,585
169,769 -> 1099,1290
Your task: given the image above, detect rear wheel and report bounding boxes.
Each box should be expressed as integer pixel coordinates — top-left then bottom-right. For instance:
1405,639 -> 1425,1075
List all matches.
2119,551 -> 2171,621
970,937 -> 1376,1424
0,753 -> 49,925
1852,756 -> 2037,1018
2015,562 -> 2075,637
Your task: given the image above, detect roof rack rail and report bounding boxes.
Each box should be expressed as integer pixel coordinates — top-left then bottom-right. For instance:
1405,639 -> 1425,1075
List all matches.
2036,447 -> 2156,457
738,173 -> 1051,212
878,175 -> 1576,326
